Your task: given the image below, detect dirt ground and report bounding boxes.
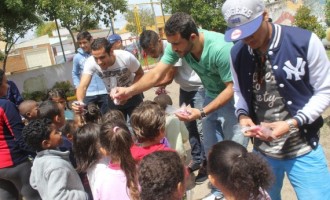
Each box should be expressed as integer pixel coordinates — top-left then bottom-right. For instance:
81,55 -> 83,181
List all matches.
143,81 -> 330,200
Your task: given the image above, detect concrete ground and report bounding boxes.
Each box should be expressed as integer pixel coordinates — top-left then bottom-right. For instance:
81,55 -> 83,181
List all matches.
143,80 -> 330,200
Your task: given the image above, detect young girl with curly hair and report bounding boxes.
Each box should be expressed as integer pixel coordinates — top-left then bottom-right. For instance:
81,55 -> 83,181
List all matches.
208,140 -> 273,200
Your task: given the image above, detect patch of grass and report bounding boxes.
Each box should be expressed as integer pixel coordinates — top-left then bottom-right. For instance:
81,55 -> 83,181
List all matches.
327,50 -> 330,59
139,56 -> 158,68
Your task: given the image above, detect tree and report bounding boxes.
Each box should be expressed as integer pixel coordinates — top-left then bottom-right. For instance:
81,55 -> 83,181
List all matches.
37,0 -> 127,51
161,0 -> 227,33
0,51 -> 4,62
325,0 -> 330,27
0,0 -> 41,72
293,5 -> 325,39
36,21 -> 57,37
327,28 -> 330,42
124,7 -> 155,35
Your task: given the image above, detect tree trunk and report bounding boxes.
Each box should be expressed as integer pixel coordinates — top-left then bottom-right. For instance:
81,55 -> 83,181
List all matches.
2,54 -> 8,72
3,42 -> 10,72
66,27 -> 78,53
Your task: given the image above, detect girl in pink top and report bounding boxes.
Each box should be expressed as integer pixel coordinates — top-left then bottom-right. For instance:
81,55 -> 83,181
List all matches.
99,120 -> 139,200
72,123 -> 108,200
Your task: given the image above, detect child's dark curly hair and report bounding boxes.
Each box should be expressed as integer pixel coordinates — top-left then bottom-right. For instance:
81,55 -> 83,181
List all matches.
208,140 -> 274,199
22,118 -> 53,152
84,103 -> 101,124
138,151 -> 185,200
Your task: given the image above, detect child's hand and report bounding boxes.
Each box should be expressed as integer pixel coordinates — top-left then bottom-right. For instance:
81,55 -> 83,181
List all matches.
71,101 -> 85,114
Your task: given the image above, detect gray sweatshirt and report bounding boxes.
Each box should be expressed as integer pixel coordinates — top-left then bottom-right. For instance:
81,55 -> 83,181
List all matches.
30,149 -> 88,200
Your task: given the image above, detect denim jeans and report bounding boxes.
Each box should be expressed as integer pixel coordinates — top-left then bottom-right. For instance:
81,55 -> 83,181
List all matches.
84,94 -> 110,115
179,87 -> 206,164
202,95 -> 248,157
260,145 -> 330,200
108,94 -> 143,120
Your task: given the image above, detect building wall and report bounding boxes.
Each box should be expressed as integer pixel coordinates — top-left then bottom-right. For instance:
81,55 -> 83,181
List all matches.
7,61 -> 73,94
0,43 -> 55,73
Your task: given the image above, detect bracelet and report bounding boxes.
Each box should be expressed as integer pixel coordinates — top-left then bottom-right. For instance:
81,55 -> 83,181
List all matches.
286,119 -> 298,132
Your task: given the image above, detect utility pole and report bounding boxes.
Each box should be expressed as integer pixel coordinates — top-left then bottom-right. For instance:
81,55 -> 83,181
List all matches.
54,15 -> 66,63
134,6 -> 142,34
150,0 -> 159,33
110,18 -> 115,34
160,0 -> 166,25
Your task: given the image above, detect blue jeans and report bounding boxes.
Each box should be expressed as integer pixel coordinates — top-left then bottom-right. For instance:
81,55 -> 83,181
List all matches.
261,145 -> 330,200
202,95 -> 248,197
179,87 -> 206,164
108,94 -> 143,120
84,94 -> 110,115
202,96 -> 248,157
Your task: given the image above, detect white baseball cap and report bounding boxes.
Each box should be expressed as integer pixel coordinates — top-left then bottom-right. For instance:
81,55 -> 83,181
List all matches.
222,0 -> 265,42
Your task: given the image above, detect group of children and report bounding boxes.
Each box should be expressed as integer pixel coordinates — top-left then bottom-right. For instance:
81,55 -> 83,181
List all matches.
17,87 -> 274,200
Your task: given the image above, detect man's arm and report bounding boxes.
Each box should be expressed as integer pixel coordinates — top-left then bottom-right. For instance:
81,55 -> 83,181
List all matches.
177,81 -> 234,121
76,74 -> 92,102
72,56 -> 81,88
154,67 -> 177,87
113,61 -> 172,100
72,74 -> 92,113
132,66 -> 144,83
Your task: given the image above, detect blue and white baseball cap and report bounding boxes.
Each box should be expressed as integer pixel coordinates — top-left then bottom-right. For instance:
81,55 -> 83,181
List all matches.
222,0 -> 265,42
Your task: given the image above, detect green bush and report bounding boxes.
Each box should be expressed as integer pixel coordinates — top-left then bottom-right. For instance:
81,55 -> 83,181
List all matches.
52,81 -> 75,97
22,81 -> 75,101
22,90 -> 48,102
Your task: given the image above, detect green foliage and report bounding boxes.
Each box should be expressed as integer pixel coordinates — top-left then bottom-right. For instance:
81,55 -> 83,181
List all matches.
36,21 -> 57,37
161,0 -> 227,33
293,5 -> 326,39
37,0 -> 127,33
325,0 -> 330,27
22,90 -> 48,102
0,0 -> 42,71
37,0 -> 127,50
125,7 -> 155,35
52,81 -> 75,97
22,81 -> 75,101
327,28 -> 330,41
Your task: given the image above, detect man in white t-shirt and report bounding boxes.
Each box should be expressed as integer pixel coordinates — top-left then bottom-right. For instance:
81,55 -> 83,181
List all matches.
73,37 -> 144,119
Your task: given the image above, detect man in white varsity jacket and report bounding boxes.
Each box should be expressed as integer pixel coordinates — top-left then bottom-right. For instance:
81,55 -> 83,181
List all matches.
221,0 -> 330,200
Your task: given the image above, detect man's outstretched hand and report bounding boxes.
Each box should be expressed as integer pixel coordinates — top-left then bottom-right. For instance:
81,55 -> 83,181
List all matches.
111,87 -> 133,104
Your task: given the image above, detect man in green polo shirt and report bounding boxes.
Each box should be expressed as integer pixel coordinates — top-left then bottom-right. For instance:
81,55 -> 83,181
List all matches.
113,13 -> 248,199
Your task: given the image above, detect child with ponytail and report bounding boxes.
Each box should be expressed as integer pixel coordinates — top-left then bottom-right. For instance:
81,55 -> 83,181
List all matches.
99,120 -> 139,200
208,140 -> 273,200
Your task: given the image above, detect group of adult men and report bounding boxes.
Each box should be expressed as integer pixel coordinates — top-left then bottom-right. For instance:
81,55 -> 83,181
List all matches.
72,0 -> 330,199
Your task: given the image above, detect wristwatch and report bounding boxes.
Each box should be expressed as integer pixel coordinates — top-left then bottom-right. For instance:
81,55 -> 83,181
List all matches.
199,108 -> 206,119
286,119 -> 298,132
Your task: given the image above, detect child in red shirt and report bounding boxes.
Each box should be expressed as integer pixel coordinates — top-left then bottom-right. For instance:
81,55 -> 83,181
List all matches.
130,100 -> 173,162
